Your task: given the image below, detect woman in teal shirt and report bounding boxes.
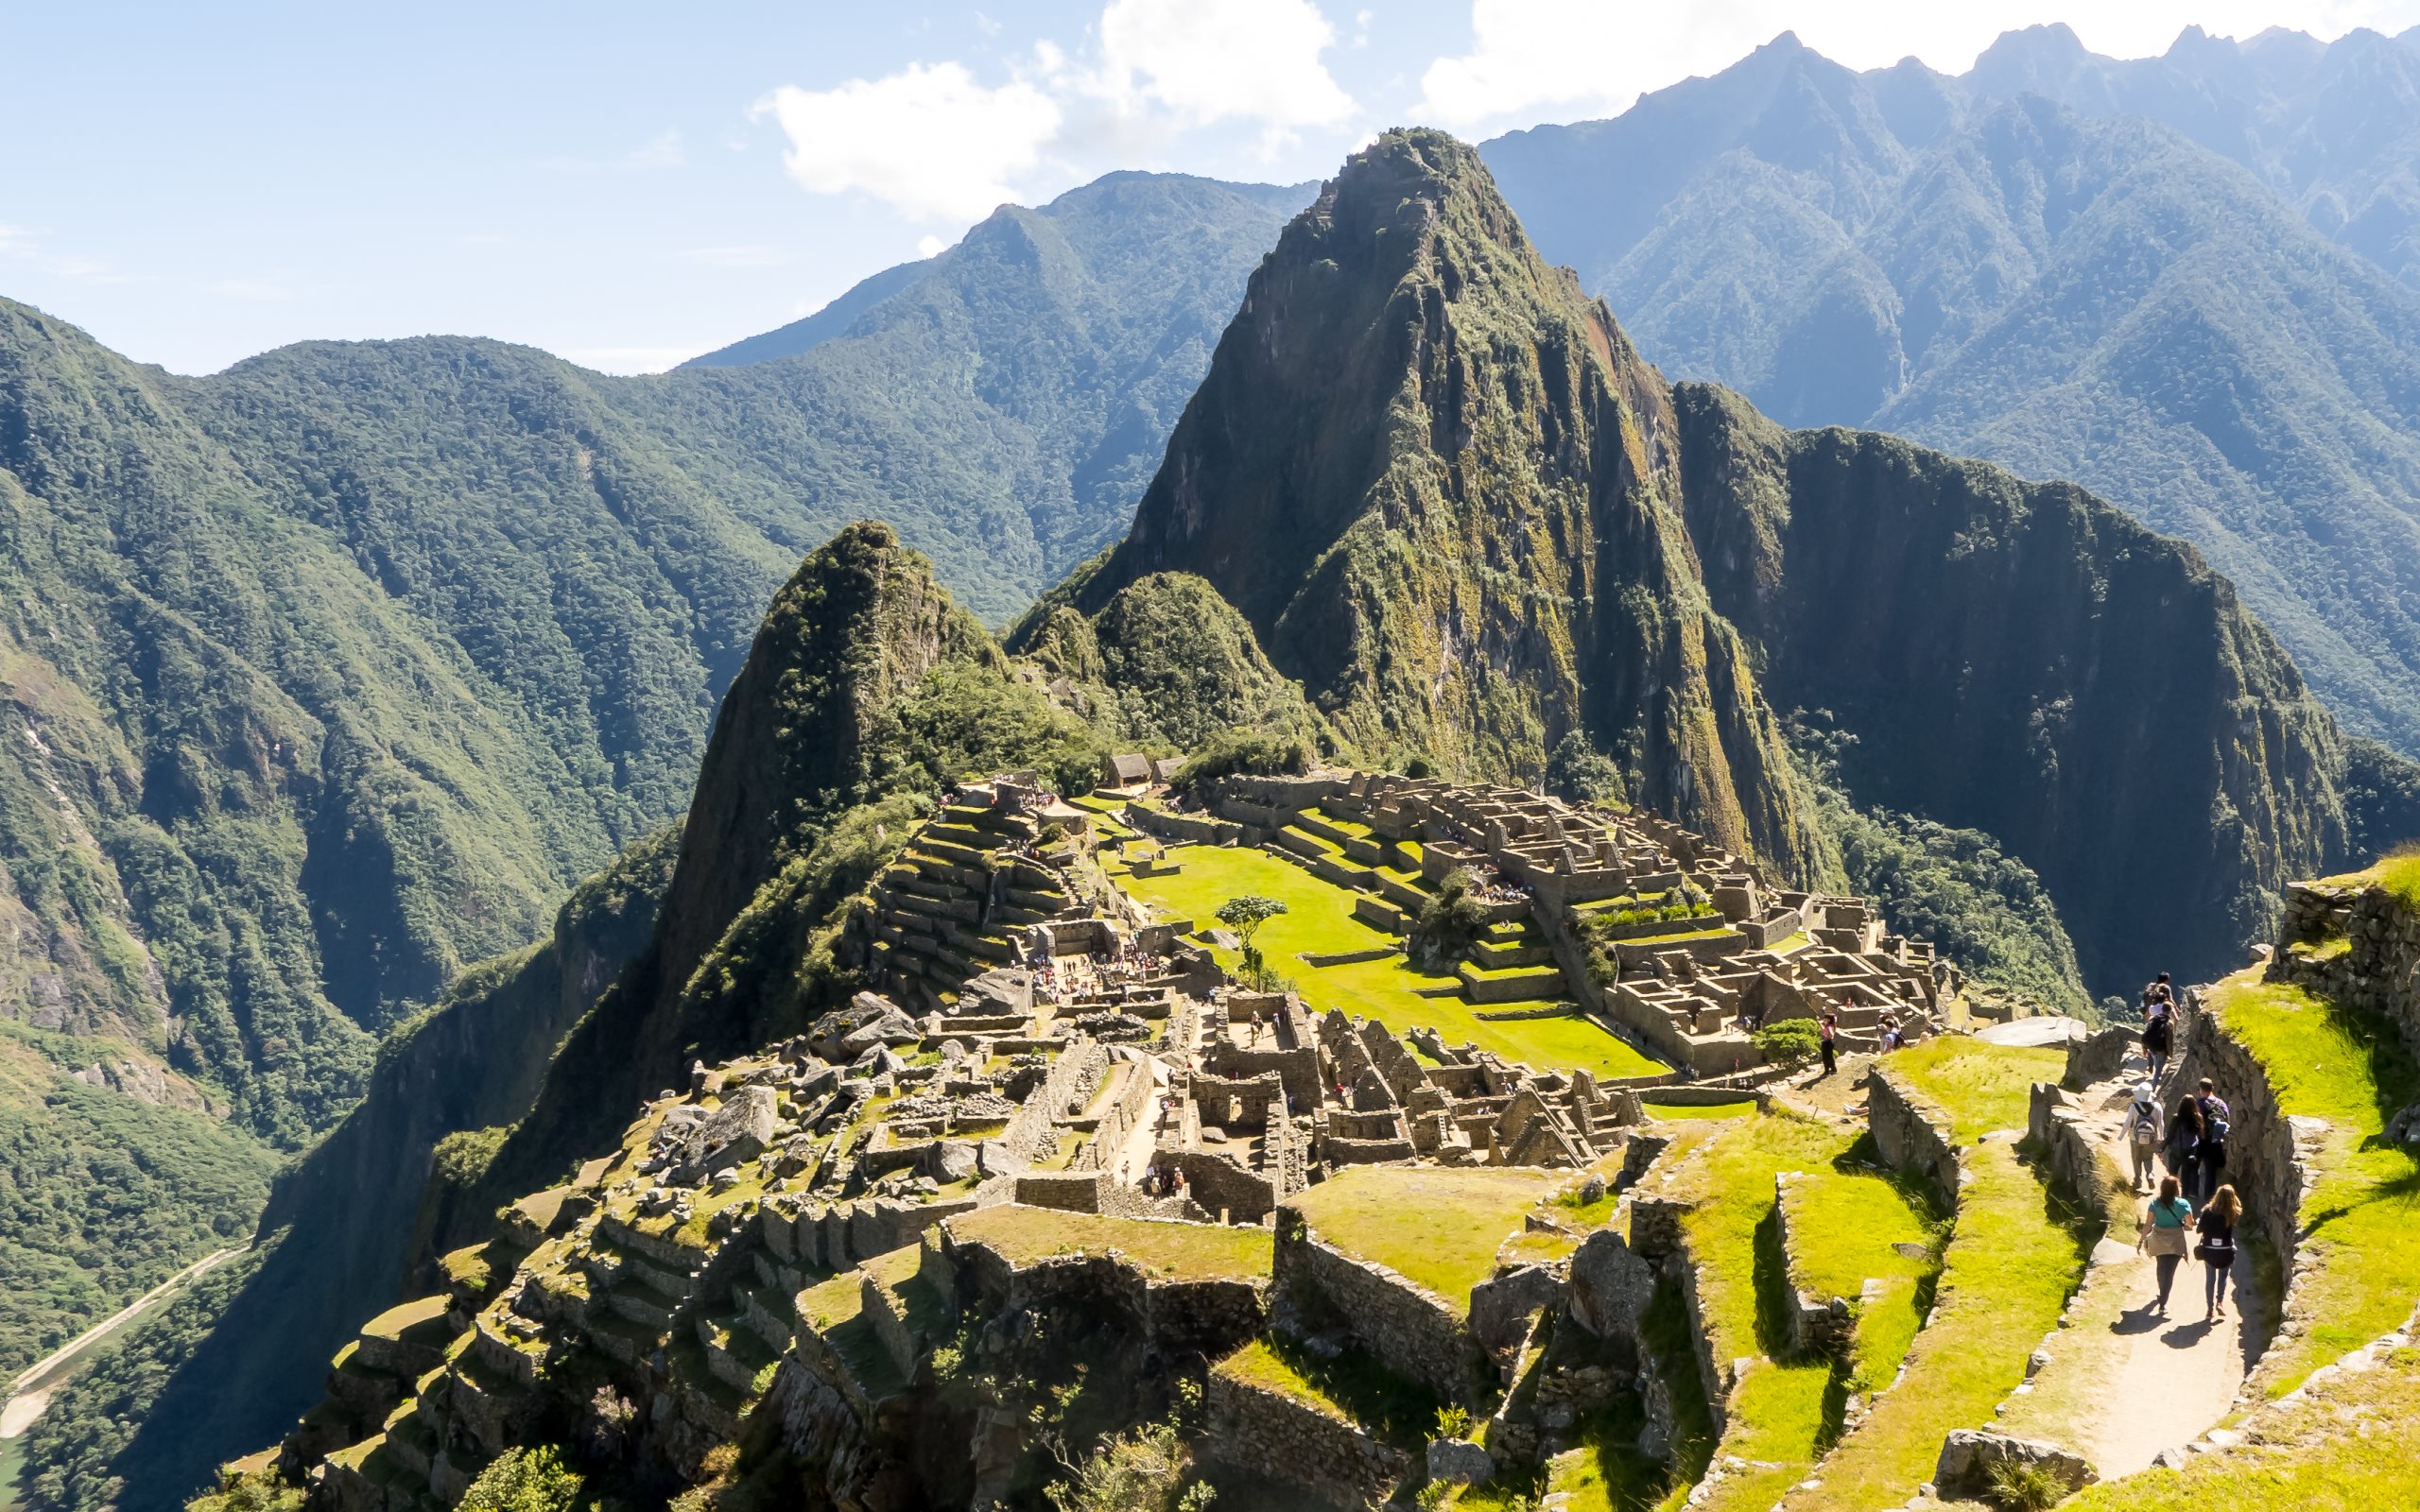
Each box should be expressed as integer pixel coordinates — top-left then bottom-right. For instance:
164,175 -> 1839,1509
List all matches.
2137,1174 -> 2196,1314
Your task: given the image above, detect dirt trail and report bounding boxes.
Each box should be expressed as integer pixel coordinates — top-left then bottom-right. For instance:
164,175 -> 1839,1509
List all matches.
1995,1050 -> 2263,1479
0,1245 -> 249,1440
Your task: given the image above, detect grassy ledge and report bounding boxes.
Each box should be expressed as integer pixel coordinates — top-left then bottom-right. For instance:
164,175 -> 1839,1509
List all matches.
1287,1165 -> 1566,1311
2208,971 -> 2420,1398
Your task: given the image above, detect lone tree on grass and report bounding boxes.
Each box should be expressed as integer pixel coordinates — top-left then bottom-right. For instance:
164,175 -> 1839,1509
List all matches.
1216,894 -> 1288,989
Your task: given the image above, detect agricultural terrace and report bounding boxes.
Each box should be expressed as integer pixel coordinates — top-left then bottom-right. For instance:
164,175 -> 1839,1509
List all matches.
1287,1164 -> 1568,1311
1650,1112 -> 1939,1512
1773,1040 -> 2086,1509
1110,842 -> 1664,1079
944,1207 -> 1272,1281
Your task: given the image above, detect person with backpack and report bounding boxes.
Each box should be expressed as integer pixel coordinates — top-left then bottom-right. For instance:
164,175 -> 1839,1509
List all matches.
2137,1175 -> 2196,1314
2195,1078 -> 2232,1201
1817,1010 -> 1839,1078
2123,1084 -> 2165,1193
2141,1000 -> 2173,1086
2165,1095 -> 2205,1201
2197,1183 -> 2242,1322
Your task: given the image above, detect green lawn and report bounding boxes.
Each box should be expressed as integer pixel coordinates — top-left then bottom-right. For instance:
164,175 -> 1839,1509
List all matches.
1651,1114 -> 1939,1512
1115,845 -> 1664,1079
2209,971 -> 2420,1397
1288,1166 -> 1565,1310
1640,1099 -> 1757,1121
1889,1036 -> 2066,1140
944,1207 -> 1272,1280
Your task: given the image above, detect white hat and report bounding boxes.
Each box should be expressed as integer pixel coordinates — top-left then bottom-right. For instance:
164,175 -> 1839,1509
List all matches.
2133,1082 -> 2155,1104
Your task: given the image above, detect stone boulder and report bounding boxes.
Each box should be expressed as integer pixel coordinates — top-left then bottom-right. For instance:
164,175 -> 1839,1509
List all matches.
1426,1436 -> 1494,1486
1933,1429 -> 2097,1500
668,1083 -> 779,1178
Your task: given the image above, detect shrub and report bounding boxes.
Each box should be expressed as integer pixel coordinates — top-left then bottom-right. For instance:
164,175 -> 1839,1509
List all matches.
1983,1458 -> 2067,1511
1046,1421 -> 1214,1512
459,1446 -> 585,1512
1752,1022 -> 1823,1070
1409,870 -> 1489,965
1173,728 -> 1310,786
1433,1403 -> 1474,1439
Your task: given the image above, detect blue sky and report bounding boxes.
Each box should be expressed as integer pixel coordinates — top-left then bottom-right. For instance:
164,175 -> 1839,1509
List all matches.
6,0 -> 2416,374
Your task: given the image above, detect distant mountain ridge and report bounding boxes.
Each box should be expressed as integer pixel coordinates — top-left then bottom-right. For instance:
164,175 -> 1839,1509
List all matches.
1479,26 -> 2420,759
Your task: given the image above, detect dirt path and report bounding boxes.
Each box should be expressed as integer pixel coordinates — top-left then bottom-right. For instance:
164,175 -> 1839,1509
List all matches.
1993,1051 -> 2261,1478
0,1244 -> 249,1441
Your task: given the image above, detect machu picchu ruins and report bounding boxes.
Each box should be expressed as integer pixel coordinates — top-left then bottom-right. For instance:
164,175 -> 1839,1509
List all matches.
240,758 -> 2076,1512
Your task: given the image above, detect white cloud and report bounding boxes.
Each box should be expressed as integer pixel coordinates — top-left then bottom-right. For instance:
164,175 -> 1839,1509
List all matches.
1096,0 -> 1355,129
758,61 -> 1063,222
1416,0 -> 1628,127
916,234 -> 947,256
0,224 -> 28,255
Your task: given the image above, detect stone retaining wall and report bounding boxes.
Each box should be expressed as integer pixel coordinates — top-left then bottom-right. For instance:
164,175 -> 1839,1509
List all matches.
1773,1172 -> 1854,1358
2273,879 -> 2420,1058
1201,1368 -> 1410,1510
1867,1067 -> 1959,1202
1124,803 -> 1244,848
1276,1218 -> 1481,1404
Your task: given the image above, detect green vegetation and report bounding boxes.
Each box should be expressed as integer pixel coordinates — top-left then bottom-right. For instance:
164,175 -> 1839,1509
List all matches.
1794,730 -> 2090,1017
185,1469 -> 304,1512
1044,1421 -> 1212,1512
458,1446 -> 585,1512
1750,1022 -> 1821,1071
1216,895 -> 1289,989
19,1246 -> 267,1512
1287,1165 -> 1564,1309
1115,844 -> 1660,1079
1639,1098 -> 1758,1122
1654,1114 -> 1938,1512
1777,1046 -> 2091,1509
1167,729 -> 1314,788
0,1028 -> 275,1380
1216,1336 -> 1438,1449
1408,870 -> 1491,966
2207,971 -> 2420,1396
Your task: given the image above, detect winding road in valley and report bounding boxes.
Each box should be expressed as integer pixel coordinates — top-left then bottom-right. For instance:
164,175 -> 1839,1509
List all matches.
0,1245 -> 251,1441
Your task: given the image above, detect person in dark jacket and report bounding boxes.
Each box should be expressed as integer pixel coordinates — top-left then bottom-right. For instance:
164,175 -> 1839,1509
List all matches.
2141,1001 -> 2173,1085
2197,1183 -> 2242,1321
2194,1078 -> 2231,1201
2165,1096 -> 2205,1201
1817,1011 -> 1838,1078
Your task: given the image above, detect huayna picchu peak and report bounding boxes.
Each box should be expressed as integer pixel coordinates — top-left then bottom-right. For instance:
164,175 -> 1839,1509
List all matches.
11,73 -> 2420,1512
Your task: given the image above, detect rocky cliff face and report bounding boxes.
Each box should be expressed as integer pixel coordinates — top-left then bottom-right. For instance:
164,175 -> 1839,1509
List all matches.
1081,129 -> 1821,879
1671,382 -> 2353,988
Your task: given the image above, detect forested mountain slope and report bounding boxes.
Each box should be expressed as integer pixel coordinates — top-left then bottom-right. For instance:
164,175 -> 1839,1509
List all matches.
1080,128 -> 2402,993
1480,30 -> 2420,758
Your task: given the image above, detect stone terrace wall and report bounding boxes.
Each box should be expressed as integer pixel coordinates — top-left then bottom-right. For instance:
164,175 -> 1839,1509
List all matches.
1868,1067 -> 1959,1202
1123,803 -> 1244,848
1159,1149 -> 1277,1222
2176,1008 -> 2331,1391
1275,1218 -> 1482,1405
2272,879 -> 2420,1059
1202,1368 -> 1411,1511
940,1236 -> 1269,1360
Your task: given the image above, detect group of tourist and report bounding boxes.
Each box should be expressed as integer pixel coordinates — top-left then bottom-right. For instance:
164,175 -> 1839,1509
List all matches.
2140,971 -> 2180,1083
1142,1163 -> 1191,1200
2137,1170 -> 2242,1322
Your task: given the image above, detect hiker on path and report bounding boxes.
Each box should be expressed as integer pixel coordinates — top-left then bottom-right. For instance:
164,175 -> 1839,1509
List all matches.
2138,1175 -> 2197,1314
2142,999 -> 2173,1086
2124,1084 -> 2166,1194
2197,1183 -> 2242,1322
2194,1079 -> 2232,1202
2165,1095 -> 2206,1201
1817,1011 -> 1839,1078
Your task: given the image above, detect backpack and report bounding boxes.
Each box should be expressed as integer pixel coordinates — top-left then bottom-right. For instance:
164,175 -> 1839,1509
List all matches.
2127,1104 -> 2158,1143
2202,1098 -> 2232,1143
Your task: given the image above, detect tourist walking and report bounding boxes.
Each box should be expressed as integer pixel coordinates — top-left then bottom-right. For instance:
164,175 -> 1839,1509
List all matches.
2137,1176 -> 2196,1314
1817,1011 -> 1839,1078
2197,1183 -> 2242,1322
2142,999 -> 2173,1086
2164,1095 -> 2205,1201
2194,1078 -> 2232,1202
2124,1084 -> 2165,1194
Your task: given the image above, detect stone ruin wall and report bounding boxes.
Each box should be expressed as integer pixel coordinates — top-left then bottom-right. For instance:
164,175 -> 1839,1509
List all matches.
1866,1067 -> 1959,1203
2272,877 -> 2420,1061
1201,1370 -> 1410,1510
1275,1217 -> 1482,1405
